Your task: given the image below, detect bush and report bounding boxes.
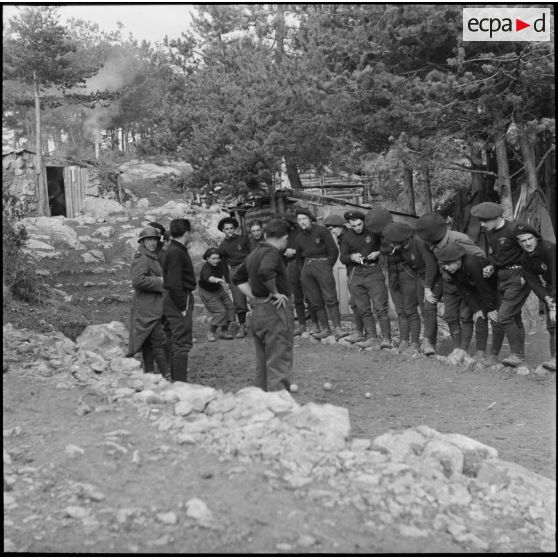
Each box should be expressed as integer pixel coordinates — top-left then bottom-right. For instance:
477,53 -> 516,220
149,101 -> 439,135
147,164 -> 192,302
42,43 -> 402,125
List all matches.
2,181 -> 43,303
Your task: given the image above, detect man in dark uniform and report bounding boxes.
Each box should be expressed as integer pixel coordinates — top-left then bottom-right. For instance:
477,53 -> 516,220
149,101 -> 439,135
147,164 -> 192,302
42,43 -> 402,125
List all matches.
162,218 -> 197,382
514,222 -> 556,370
415,212 -> 485,358
295,208 -> 348,340
218,216 -> 251,338
232,219 -> 293,392
436,244 -> 499,364
470,202 -> 530,367
340,210 -> 389,349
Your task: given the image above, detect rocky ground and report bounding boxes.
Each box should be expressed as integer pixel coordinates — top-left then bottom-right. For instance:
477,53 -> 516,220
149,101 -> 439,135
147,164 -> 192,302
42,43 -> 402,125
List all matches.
3,189 -> 556,553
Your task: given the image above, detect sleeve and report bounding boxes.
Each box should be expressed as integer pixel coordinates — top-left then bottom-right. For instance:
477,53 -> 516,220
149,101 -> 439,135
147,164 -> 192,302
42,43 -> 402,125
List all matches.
520,253 -> 549,302
339,234 -> 353,266
131,254 -> 163,292
423,244 -> 440,289
231,261 -> 249,286
164,251 -> 187,311
323,228 -> 339,267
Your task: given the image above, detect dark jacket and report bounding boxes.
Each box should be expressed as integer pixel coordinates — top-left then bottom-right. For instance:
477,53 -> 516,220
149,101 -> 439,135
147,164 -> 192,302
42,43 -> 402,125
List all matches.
162,239 -> 196,311
520,240 -> 556,302
485,220 -> 523,269
219,234 -> 251,268
128,244 -> 165,354
198,261 -> 227,293
339,228 -> 381,267
295,224 -> 339,267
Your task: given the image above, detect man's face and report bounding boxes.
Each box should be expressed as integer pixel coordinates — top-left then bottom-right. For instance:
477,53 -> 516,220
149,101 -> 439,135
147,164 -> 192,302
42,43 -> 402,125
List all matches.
442,259 -> 462,274
349,219 -> 364,234
207,253 -> 221,266
223,223 -> 236,238
250,224 -> 263,239
142,237 -> 158,253
479,217 -> 500,232
517,233 -> 538,253
297,215 -> 311,230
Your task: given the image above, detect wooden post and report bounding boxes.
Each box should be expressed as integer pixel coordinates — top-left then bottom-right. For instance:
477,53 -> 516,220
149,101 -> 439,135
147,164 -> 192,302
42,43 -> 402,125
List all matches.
33,73 -> 48,216
494,131 -> 513,219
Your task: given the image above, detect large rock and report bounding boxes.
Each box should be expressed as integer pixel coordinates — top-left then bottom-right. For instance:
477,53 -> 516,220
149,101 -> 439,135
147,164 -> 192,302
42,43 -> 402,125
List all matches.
82,197 -> 127,218
233,387 -> 299,416
118,160 -> 193,184
149,201 -> 190,219
20,216 -> 85,250
422,438 -> 464,478
168,383 -> 218,413
285,402 -> 350,451
75,321 -> 128,360
372,429 -> 427,461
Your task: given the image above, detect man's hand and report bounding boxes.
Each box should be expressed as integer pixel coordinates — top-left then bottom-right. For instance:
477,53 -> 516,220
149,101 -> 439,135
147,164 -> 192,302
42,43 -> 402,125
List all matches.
266,292 -> 289,309
549,308 -> 556,324
424,287 -> 437,304
472,309 -> 484,323
284,248 -> 296,258
482,264 -> 494,278
366,251 -> 380,261
181,310 -> 187,317
351,253 -> 364,264
487,310 -> 498,322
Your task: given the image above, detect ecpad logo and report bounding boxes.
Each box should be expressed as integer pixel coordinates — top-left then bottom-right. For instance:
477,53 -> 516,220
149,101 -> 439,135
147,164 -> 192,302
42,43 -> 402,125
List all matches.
463,8 -> 551,42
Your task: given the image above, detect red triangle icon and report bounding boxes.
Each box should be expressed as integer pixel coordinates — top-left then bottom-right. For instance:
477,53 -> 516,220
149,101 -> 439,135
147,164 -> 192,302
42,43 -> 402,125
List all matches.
516,18 -> 530,31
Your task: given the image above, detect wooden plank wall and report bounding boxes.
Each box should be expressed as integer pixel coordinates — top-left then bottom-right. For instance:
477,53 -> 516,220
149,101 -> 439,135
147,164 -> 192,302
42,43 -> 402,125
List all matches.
63,166 -> 88,218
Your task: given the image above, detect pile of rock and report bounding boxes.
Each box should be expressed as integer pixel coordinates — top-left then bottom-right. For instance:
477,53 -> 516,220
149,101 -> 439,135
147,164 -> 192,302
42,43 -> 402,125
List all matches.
2,321 -> 555,552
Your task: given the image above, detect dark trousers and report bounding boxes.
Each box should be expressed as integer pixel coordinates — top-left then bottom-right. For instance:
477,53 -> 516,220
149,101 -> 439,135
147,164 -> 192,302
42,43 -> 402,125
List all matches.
301,260 -> 341,329
251,301 -> 293,392
199,287 -> 235,327
229,264 -> 248,324
389,264 -> 421,344
490,269 -> 530,357
349,294 -> 366,334
287,261 -> 317,326
350,265 -> 389,338
418,277 -> 439,346
140,321 -> 169,376
163,291 -> 194,382
443,279 -> 473,350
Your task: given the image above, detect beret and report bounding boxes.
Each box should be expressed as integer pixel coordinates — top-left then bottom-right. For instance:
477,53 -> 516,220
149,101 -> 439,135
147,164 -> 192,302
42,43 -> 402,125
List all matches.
365,207 -> 394,234
324,214 -> 346,227
203,247 -> 222,260
294,207 -> 315,220
514,222 -> 541,238
217,216 -> 239,232
470,202 -> 503,220
383,223 -> 414,243
436,243 -> 466,263
138,226 -> 161,243
415,212 -> 447,243
344,210 -> 366,222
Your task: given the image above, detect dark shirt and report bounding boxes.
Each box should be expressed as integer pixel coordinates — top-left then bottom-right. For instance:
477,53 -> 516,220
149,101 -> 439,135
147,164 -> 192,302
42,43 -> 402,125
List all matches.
339,228 -> 381,267
162,239 -> 197,311
485,220 -> 524,269
449,254 -> 498,314
295,224 -> 339,267
198,261 -> 226,292
218,234 -> 251,268
520,240 -> 556,302
399,235 -> 432,276
249,236 -> 265,252
232,242 -> 291,297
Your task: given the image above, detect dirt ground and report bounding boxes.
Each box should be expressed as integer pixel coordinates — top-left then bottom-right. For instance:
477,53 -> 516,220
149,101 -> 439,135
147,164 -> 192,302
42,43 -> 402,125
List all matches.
3,194 -> 556,552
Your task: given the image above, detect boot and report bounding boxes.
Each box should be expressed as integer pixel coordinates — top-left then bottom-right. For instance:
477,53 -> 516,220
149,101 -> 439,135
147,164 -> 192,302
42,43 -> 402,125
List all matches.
421,339 -> 436,356
328,304 -> 343,330
207,325 -> 217,342
172,354 -> 188,383
236,324 -> 246,338
502,353 -> 524,367
313,329 -> 333,340
405,342 -> 421,354
228,321 -> 239,336
219,325 -> 233,340
293,325 -> 306,336
333,326 -> 349,339
345,331 -> 366,343
380,338 -> 392,349
312,309 -> 330,338
153,346 -> 170,381
356,337 -> 380,349
476,352 -> 500,367
542,356 -> 556,371
398,340 -> 410,352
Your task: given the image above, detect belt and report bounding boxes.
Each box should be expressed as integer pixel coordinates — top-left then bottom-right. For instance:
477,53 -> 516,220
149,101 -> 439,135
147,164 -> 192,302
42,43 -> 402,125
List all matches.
501,265 -> 522,270
355,262 -> 378,269
304,257 -> 328,263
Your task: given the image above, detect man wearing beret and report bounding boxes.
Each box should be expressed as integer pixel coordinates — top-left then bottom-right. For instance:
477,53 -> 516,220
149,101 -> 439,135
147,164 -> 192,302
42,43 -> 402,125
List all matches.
232,219 -> 294,391
515,222 -> 556,370
218,216 -> 251,338
163,218 -> 197,382
383,223 -> 439,353
415,212 -> 485,357
294,207 -> 347,339
436,244 -> 499,364
340,210 -> 389,348
470,202 -> 530,367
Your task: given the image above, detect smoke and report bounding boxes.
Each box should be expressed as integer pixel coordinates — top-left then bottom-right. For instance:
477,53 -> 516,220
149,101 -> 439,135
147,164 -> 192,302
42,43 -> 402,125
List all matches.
83,50 -> 144,94
82,105 -> 118,143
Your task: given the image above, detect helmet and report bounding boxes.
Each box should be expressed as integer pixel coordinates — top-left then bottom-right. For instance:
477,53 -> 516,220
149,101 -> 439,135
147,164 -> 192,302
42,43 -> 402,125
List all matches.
138,226 -> 161,243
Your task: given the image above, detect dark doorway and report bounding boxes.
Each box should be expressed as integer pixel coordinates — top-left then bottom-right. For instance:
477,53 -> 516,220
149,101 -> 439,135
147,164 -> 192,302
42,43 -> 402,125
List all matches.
46,166 -> 67,217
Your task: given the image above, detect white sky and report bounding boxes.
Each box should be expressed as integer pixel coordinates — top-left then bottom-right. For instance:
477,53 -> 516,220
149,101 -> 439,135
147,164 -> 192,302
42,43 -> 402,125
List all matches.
2,3 -> 195,44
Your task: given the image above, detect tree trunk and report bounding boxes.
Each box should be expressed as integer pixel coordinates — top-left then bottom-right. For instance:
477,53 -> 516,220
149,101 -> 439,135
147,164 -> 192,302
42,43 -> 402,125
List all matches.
517,123 -> 539,194
275,4 -> 285,64
421,164 -> 433,212
543,133 -> 556,227
285,157 -> 303,190
494,131 -> 513,218
403,166 -> 416,215
33,74 -> 48,216
469,141 -> 485,193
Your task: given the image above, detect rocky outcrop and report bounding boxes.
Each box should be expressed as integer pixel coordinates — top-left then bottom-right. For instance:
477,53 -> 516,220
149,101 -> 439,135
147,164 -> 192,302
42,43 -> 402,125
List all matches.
118,160 -> 193,185
82,197 -> 127,218
2,321 -> 555,553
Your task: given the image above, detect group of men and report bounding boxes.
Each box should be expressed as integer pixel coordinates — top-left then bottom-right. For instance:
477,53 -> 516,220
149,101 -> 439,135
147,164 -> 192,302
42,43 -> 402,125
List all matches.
132,200 -> 555,392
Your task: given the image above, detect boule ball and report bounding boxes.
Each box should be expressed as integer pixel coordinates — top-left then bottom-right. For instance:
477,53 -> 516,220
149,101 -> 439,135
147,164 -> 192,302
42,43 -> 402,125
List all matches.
323,382 -> 332,391
365,392 -> 371,399
290,383 -> 299,393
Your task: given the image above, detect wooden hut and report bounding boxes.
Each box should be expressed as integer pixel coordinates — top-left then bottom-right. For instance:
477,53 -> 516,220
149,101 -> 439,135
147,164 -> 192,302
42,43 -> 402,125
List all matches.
2,149 -> 102,218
